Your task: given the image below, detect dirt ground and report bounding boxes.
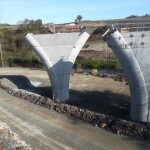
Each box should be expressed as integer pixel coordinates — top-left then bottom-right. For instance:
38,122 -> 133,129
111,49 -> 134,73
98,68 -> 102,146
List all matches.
1,67 -> 150,150
0,67 -> 130,120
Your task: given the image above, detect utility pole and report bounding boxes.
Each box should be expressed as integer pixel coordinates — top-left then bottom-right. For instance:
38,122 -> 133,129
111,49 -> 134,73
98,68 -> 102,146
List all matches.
0,43 -> 4,68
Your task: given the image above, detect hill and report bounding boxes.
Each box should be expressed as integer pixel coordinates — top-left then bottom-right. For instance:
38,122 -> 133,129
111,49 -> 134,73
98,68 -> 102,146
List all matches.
0,24 -> 18,30
0,16 -> 150,69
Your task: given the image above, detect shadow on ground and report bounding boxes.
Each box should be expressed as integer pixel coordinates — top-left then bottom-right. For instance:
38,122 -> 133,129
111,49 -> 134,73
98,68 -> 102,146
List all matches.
0,75 -> 131,120
0,75 -> 32,89
68,89 -> 130,120
0,75 -> 52,97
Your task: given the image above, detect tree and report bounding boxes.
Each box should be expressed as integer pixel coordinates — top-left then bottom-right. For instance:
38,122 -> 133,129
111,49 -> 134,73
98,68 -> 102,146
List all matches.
93,26 -> 109,35
145,14 -> 150,17
75,19 -> 78,24
76,15 -> 83,22
23,19 -> 30,25
35,19 -> 42,28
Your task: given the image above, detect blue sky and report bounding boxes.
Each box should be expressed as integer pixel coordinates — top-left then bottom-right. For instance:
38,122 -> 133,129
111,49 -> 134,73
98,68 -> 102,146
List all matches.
0,0 -> 150,24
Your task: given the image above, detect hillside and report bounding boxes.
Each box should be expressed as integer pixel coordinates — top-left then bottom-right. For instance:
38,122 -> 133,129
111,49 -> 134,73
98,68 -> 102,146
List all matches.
0,16 -> 150,68
0,24 -> 18,30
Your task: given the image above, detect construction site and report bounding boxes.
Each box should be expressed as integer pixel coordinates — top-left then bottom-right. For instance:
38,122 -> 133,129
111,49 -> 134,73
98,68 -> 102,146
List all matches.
0,20 -> 150,149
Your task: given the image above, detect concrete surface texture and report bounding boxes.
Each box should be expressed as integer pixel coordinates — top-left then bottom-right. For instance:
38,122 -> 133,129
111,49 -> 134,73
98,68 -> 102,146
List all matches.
25,32 -> 90,102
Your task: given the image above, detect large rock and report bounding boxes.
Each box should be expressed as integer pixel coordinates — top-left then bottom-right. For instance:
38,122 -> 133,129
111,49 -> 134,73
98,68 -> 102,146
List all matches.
0,78 -> 18,89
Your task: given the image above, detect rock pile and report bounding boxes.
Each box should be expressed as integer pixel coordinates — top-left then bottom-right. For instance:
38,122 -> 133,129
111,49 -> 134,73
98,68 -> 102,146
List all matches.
0,78 -> 18,89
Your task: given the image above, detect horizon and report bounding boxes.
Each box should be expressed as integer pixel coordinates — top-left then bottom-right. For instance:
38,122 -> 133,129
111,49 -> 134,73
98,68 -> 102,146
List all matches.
0,0 -> 150,25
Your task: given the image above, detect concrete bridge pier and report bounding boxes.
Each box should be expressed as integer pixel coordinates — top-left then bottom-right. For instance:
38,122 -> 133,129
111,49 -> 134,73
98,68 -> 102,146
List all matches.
25,32 -> 89,102
103,29 -> 150,122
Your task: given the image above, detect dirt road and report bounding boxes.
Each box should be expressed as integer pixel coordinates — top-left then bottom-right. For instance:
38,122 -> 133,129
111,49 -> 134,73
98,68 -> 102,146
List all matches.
0,88 -> 150,150
0,68 -> 150,149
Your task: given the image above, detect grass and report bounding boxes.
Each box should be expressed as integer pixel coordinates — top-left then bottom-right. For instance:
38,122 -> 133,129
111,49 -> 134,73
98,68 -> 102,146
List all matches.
0,25 -> 18,30
74,59 -> 122,70
2,51 -> 40,67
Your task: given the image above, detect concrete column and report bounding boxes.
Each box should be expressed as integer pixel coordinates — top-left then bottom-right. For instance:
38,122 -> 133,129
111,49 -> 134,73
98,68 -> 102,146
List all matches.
25,32 -> 89,102
103,29 -> 149,122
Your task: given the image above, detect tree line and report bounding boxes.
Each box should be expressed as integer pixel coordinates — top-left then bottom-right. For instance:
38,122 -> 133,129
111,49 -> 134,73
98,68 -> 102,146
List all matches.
0,17 -> 109,68
0,19 -> 48,67
126,14 -> 150,18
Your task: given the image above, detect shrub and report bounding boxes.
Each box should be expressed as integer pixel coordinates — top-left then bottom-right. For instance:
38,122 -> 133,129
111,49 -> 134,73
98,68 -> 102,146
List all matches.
74,59 -> 122,70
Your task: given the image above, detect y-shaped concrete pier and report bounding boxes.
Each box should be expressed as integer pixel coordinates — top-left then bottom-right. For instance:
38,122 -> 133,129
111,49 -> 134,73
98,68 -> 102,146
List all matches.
25,32 -> 89,102
103,29 -> 150,122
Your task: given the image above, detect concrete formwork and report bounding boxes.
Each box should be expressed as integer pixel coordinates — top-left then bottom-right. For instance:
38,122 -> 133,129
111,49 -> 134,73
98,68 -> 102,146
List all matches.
25,32 -> 90,102
103,29 -> 150,122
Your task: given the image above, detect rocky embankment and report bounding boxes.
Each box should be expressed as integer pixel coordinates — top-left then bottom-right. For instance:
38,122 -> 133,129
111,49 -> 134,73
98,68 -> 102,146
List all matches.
0,78 -> 149,141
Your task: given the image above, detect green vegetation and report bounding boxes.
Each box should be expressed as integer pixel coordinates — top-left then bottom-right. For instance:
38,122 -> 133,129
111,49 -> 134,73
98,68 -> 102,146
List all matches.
0,19 -> 48,67
74,59 -> 122,70
0,20 -> 120,70
83,44 -> 89,48
7,52 -> 39,63
75,15 -> 83,23
126,14 -> 150,18
0,24 -> 18,30
93,26 -> 108,35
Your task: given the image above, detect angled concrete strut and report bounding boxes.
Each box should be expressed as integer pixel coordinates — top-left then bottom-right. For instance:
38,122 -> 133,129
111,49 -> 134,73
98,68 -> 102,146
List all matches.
25,32 -> 90,102
103,29 -> 150,122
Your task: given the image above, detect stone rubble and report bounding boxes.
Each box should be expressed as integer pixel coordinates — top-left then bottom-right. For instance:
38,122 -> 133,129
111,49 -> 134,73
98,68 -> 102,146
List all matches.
0,78 -> 18,89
